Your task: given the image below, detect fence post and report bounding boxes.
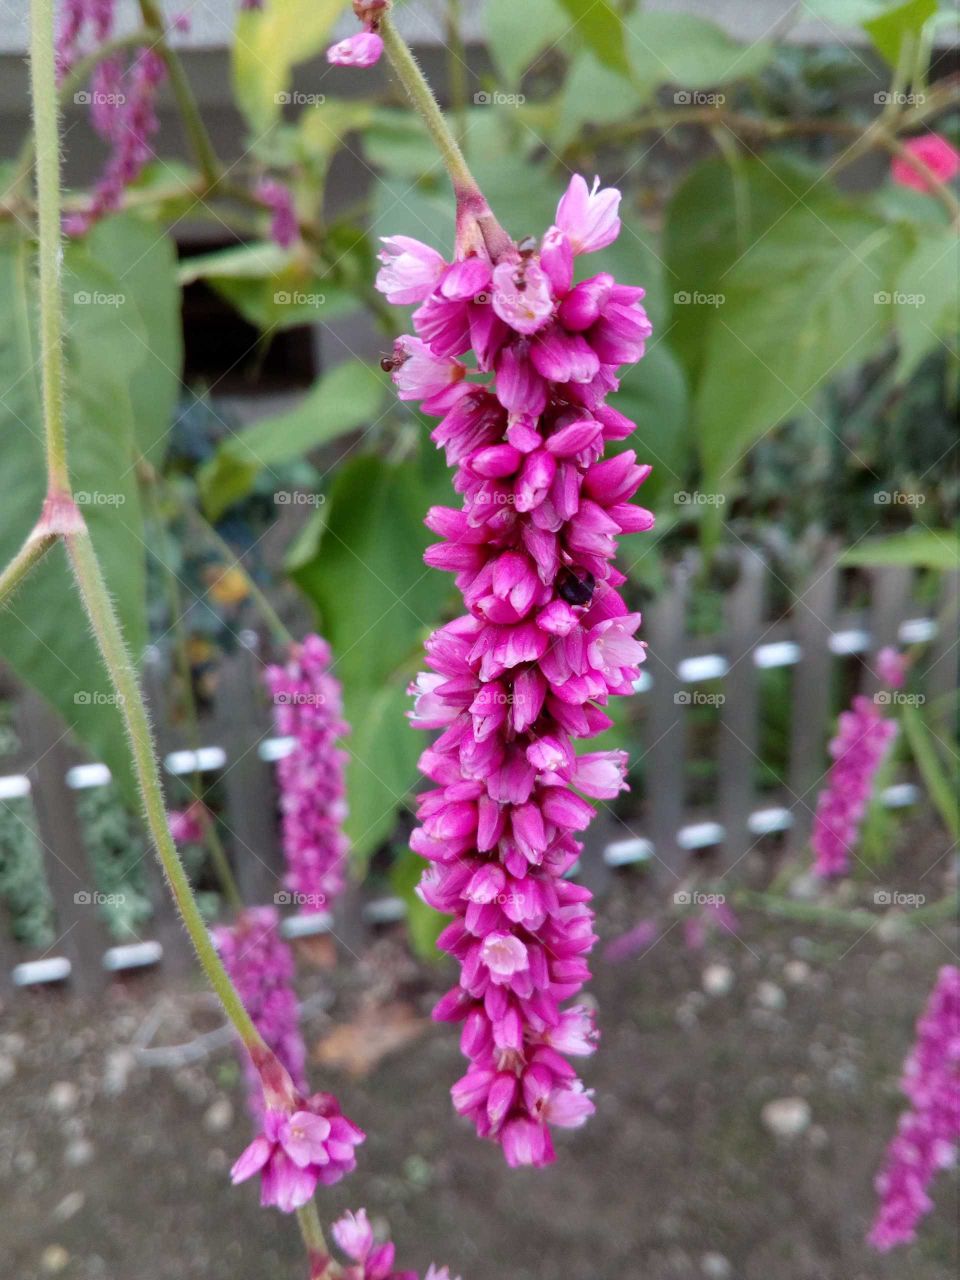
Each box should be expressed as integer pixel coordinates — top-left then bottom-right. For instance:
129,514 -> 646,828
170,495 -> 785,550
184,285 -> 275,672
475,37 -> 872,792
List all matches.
15,689 -> 109,996
718,549 -> 766,872
787,545 -> 840,849
643,559 -> 691,885
215,632 -> 282,906
865,564 -> 914,695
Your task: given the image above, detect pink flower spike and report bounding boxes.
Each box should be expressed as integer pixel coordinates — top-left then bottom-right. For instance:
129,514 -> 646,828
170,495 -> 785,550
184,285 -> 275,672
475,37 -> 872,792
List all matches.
891,135 -> 960,193
265,634 -> 350,912
381,168 -> 653,1168
327,31 -> 383,67
555,174 -> 622,254
869,966 -> 960,1251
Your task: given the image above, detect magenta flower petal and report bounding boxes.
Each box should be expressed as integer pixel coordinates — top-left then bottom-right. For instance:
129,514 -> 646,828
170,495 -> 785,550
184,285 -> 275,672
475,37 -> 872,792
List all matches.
230,1135 -> 273,1185
326,30 -> 384,67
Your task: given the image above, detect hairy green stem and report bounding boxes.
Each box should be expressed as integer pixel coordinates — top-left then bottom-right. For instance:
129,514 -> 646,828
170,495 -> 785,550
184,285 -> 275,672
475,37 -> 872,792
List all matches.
297,1202 -> 338,1278
138,0 -> 221,189
0,530 -> 55,606
66,529 -> 262,1045
379,13 -> 475,193
28,0 -> 70,494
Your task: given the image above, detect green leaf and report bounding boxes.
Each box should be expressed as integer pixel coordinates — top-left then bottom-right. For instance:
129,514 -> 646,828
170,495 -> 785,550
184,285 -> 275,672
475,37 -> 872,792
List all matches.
891,230 -> 959,380
862,0 -> 937,64
626,13 -> 773,95
0,239 -> 146,803
198,361 -> 386,519
486,0 -> 570,84
665,155 -> 820,383
555,51 -> 641,146
615,342 -> 691,511
363,109 -> 440,179
85,214 -> 182,466
556,0 -> 629,76
694,202 -> 912,508
841,530 -> 960,568
232,0 -> 343,134
390,847 -> 445,961
901,704 -> 959,840
289,451 -> 453,866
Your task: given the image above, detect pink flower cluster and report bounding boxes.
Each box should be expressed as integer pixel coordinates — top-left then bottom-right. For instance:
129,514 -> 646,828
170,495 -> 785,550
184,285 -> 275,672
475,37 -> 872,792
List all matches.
213,906 -> 308,1122
328,1209 -> 460,1280
870,965 -> 960,1251
231,1088 -> 365,1213
231,1046 -> 363,1213
378,174 -> 654,1165
811,692 -> 898,879
58,1 -> 168,235
327,0 -> 388,68
265,634 -> 350,913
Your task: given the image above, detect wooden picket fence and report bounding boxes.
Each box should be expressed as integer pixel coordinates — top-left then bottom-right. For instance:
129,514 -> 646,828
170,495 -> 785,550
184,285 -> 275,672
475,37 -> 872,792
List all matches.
0,547 -> 956,998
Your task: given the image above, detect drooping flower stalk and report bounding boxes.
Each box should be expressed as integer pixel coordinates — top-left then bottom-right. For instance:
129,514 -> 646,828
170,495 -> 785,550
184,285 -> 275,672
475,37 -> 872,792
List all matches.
377,172 -> 654,1166
811,655 -> 902,878
869,965 -> 960,1251
265,634 -> 351,913
214,906 -> 309,1122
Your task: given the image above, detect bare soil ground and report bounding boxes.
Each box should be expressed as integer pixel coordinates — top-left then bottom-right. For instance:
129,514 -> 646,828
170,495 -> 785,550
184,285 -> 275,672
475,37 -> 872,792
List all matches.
1,823 -> 957,1280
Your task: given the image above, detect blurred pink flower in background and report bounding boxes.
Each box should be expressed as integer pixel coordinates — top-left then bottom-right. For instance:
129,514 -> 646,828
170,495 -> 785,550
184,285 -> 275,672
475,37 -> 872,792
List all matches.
891,135 -> 960,193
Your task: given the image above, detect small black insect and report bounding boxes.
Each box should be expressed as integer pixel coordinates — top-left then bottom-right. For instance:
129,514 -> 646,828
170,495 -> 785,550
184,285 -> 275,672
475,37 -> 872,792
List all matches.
517,235 -> 537,257
379,354 -> 395,372
557,568 -> 596,607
